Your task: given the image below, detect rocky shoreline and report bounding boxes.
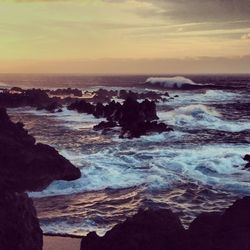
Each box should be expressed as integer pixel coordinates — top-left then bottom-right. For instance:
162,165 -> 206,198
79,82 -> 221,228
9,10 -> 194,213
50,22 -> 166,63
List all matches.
1,88 -> 250,250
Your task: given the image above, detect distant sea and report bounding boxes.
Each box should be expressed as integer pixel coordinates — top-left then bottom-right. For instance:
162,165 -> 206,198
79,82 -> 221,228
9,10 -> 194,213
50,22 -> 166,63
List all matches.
3,74 -> 250,236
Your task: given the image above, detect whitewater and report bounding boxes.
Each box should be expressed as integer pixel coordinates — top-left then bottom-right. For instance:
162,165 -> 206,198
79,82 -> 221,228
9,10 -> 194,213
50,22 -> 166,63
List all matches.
5,74 -> 250,236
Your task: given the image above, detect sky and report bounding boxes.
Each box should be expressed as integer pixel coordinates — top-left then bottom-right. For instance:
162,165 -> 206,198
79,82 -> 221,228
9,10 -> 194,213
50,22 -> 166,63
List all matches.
0,0 -> 250,74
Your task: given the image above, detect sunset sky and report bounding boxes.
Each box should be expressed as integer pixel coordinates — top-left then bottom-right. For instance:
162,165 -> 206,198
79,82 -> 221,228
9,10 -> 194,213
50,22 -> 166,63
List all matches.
0,0 -> 250,74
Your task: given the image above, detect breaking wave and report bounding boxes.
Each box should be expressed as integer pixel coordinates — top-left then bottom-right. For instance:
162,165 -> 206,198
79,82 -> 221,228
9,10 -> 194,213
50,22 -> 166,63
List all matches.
145,76 -> 204,89
158,104 -> 250,132
30,143 -> 250,198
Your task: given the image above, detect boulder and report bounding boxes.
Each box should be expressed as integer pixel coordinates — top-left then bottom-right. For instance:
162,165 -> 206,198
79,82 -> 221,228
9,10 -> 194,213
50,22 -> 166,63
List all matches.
81,209 -> 186,250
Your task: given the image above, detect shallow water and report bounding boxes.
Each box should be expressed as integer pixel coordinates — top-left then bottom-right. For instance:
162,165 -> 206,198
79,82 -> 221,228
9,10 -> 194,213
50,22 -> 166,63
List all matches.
6,74 -> 250,236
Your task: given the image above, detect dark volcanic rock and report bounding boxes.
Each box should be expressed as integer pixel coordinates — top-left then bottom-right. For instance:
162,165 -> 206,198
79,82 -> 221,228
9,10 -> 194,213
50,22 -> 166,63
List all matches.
118,98 -> 172,138
0,107 -> 81,192
0,192 -> 42,250
81,197 -> 250,250
188,196 -> 250,250
94,121 -> 117,131
0,108 -> 81,250
0,89 -> 59,108
94,88 -> 118,103
214,196 -> 250,250
243,154 -> 250,162
37,101 -> 62,113
49,88 -> 82,97
68,100 -> 94,114
119,90 -> 165,101
81,209 -> 186,250
188,212 -> 222,250
10,86 -> 24,93
243,154 -> 250,169
120,121 -> 173,139
68,97 -> 172,138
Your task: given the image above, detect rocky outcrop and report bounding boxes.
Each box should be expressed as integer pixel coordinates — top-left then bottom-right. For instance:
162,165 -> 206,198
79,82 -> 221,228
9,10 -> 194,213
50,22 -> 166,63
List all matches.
120,121 -> 172,139
10,86 -> 24,93
85,89 -> 166,103
0,89 -> 59,109
68,100 -> 95,115
0,108 -> 81,250
36,101 -> 62,113
69,98 -> 172,138
81,197 -> 250,250
118,90 -> 166,101
81,209 -> 186,250
93,121 -> 117,131
118,98 -> 170,138
92,89 -> 118,103
0,192 -> 42,250
0,107 -> 81,192
49,88 -> 82,97
188,196 -> 250,250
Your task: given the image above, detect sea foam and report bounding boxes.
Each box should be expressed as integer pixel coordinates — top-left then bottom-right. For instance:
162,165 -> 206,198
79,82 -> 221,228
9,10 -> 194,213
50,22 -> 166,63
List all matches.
145,76 -> 202,89
158,104 -> 250,132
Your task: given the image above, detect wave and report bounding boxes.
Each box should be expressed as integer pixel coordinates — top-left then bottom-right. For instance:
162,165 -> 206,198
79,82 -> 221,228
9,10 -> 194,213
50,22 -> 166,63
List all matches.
30,143 -> 250,198
0,82 -> 8,87
18,107 -> 106,130
145,76 -> 206,90
158,104 -> 250,132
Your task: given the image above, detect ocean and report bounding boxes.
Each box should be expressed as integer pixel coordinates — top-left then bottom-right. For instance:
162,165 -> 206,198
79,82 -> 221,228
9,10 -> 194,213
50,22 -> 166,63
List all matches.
2,74 -> 250,236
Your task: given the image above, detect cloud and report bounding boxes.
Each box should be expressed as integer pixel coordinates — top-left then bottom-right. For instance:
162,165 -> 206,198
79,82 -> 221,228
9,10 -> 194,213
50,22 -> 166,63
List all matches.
1,56 -> 250,74
6,0 -> 250,24
134,0 -> 250,22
